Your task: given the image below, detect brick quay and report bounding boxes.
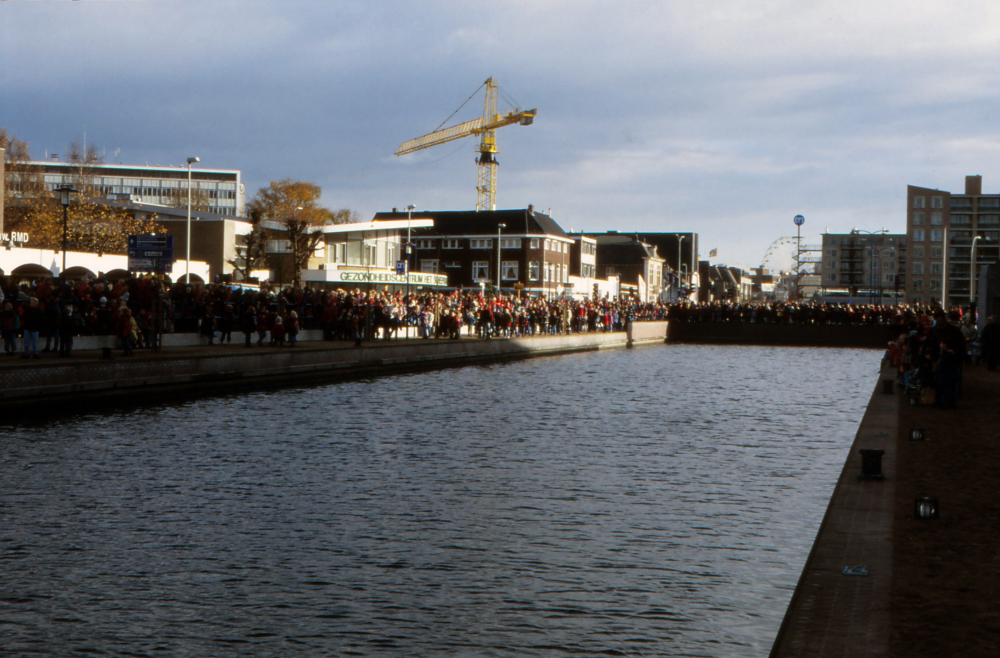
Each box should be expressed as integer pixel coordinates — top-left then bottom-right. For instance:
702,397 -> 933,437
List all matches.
770,363 -> 1000,657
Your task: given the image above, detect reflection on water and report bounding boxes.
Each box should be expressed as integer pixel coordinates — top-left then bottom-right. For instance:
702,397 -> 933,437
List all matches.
1,345 -> 877,657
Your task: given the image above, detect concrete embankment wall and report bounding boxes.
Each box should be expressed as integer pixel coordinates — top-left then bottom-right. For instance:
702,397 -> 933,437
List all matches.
769,368 -> 898,657
668,321 -> 892,348
0,331 -> 633,415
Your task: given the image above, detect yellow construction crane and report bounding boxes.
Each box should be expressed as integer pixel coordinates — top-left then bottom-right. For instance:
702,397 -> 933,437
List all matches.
396,77 -> 536,212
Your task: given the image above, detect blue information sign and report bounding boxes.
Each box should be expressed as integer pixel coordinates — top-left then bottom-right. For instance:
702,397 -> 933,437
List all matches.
395,260 -> 407,275
128,235 -> 174,272
793,214 -> 805,226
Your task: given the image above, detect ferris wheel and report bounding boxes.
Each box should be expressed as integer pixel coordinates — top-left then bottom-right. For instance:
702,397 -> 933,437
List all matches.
761,237 -> 802,274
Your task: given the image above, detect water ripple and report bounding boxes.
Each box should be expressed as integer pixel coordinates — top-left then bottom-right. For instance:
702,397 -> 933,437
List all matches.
0,345 -> 876,657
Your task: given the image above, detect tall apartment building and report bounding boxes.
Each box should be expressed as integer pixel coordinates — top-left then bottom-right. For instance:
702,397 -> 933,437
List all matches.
7,160 -> 245,216
820,231 -> 906,303
906,176 -> 1000,307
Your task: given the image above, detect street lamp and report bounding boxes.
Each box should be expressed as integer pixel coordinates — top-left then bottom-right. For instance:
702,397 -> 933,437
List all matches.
496,223 -> 506,295
406,204 -> 415,301
970,235 -> 991,306
185,156 -> 200,283
55,185 -> 78,284
677,234 -> 686,300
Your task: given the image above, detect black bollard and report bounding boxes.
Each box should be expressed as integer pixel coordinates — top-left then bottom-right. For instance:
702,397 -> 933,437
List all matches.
858,448 -> 885,480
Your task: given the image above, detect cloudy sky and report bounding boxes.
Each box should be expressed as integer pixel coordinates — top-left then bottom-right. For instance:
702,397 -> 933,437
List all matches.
3,0 -> 1000,268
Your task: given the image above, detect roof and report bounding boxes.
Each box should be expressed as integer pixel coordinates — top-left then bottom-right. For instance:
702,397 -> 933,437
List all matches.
372,208 -> 569,239
596,240 -> 662,265
93,198 -> 246,222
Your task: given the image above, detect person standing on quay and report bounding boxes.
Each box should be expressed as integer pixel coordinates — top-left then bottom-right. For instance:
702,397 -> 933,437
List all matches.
21,297 -> 43,359
118,308 -> 134,357
242,305 -> 257,348
980,316 -> 1000,371
59,305 -> 78,357
1,301 -> 18,356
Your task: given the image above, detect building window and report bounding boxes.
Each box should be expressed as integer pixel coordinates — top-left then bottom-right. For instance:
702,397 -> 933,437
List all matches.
979,215 -> 1000,226
472,261 -> 489,281
911,246 -> 924,259
470,239 -> 492,250
913,196 -> 925,209
329,243 -> 347,263
929,279 -> 941,291
913,262 -> 924,275
930,262 -> 942,275
930,212 -> 943,225
266,240 -> 292,253
930,246 -> 942,259
826,249 -> 838,257
912,279 -> 923,292
913,213 -> 925,226
528,261 -> 539,281
417,239 -> 435,250
827,273 -> 837,282
501,261 -> 519,281
606,266 -> 616,276
442,239 -> 460,249
420,259 -> 439,273
930,230 -> 943,242
913,229 -> 924,242
500,238 -> 521,249
884,273 -> 896,284
951,215 -> 972,226
444,261 -> 461,268
530,238 -> 539,249
931,196 -> 944,209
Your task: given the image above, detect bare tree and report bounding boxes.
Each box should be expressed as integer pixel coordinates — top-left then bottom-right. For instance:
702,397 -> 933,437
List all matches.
227,204 -> 268,281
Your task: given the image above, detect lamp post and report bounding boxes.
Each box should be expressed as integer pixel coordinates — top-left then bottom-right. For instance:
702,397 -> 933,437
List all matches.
793,215 -> 805,301
406,204 -> 415,301
677,234 -> 686,301
56,185 -> 78,284
185,156 -> 200,283
496,223 -> 506,296
970,235 -> 990,305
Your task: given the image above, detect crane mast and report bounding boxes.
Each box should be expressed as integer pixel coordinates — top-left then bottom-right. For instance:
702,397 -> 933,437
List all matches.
396,77 -> 536,211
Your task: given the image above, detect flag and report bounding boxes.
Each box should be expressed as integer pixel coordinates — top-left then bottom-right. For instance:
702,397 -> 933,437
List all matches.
709,248 -> 718,258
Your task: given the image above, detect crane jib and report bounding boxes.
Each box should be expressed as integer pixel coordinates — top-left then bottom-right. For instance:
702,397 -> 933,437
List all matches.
393,77 -> 536,211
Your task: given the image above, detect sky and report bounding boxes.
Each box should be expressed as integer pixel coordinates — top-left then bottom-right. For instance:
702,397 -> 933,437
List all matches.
3,0 -> 1000,269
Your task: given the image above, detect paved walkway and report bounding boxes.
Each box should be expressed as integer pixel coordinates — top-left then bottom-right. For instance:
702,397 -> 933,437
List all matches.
770,368 -> 897,657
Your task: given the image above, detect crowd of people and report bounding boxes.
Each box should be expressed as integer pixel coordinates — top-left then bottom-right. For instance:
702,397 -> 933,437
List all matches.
884,308 -> 1000,409
0,274 -> 995,376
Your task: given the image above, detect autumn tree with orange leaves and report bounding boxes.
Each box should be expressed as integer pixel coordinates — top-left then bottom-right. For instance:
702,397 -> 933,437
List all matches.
2,130 -> 164,254
247,179 -> 357,287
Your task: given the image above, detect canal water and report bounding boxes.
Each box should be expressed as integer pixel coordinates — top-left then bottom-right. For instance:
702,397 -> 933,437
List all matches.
1,344 -> 878,657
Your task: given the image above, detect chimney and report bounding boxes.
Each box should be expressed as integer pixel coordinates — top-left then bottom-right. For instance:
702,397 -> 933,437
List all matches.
966,175 -> 982,196
527,204 -> 534,214
392,207 -> 397,213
